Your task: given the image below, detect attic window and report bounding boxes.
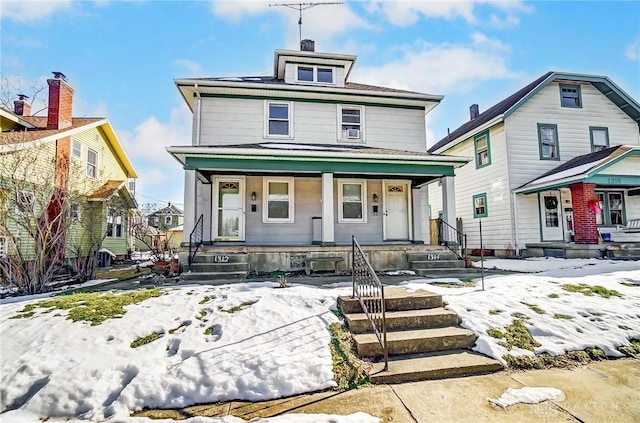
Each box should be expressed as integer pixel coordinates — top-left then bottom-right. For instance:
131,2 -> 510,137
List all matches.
560,84 -> 581,108
295,65 -> 334,84
297,67 -> 313,82
317,68 -> 333,83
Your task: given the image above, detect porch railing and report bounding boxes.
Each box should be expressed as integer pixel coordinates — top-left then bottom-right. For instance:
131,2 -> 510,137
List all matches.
188,214 -> 204,266
437,218 -> 467,261
351,235 -> 388,371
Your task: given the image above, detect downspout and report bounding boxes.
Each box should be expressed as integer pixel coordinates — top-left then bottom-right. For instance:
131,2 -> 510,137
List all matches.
195,84 -> 202,146
512,191 -> 520,256
503,118 -> 520,256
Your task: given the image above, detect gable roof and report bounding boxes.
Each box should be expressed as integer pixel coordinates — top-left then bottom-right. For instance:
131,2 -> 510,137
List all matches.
514,145 -> 640,194
148,204 -> 183,217
429,72 -> 640,153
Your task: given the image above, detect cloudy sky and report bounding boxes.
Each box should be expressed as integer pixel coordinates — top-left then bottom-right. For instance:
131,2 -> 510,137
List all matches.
1,0 -> 638,209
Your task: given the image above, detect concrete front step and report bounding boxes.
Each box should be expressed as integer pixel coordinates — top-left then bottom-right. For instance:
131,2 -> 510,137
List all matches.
345,308 -> 460,333
406,252 -> 459,261
191,253 -> 249,264
368,350 -> 503,384
354,327 -> 477,357
409,260 -> 465,269
180,271 -> 247,282
188,262 -> 249,273
338,287 -> 443,313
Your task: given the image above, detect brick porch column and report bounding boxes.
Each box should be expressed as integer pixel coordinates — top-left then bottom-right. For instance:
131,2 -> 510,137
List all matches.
569,182 -> 598,244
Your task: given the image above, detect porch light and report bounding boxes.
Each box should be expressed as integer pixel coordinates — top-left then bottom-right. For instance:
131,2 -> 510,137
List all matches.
373,193 -> 378,203
251,192 -> 257,201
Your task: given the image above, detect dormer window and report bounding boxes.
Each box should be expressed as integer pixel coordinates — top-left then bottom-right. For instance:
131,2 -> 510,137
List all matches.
295,65 -> 334,84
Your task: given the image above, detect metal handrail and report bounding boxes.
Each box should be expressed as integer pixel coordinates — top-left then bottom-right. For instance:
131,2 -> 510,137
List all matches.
437,218 -> 467,262
351,235 -> 388,371
188,214 -> 204,266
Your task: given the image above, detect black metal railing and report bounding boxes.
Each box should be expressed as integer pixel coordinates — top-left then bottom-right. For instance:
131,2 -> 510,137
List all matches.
188,214 -> 204,266
351,235 -> 388,371
437,218 -> 467,261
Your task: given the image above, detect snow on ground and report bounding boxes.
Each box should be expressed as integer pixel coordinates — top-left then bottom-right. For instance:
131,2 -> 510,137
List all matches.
110,412 -> 380,423
0,258 -> 638,422
487,387 -> 565,408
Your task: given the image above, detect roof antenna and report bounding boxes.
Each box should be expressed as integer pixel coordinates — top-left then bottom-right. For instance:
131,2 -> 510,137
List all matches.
269,2 -> 343,47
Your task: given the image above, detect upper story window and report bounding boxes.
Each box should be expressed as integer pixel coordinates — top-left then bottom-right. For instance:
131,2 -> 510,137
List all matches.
338,180 -> 367,223
87,148 -> 98,178
473,193 -> 488,218
560,84 -> 582,108
338,105 -> 363,141
263,177 -> 294,223
590,127 -> 609,152
295,65 -> 334,84
474,131 -> 491,168
72,139 -> 82,159
165,215 -> 172,225
265,101 -> 292,138
538,123 -> 559,160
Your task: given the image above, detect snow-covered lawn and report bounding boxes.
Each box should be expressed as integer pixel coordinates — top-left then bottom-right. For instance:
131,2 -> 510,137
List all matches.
1,258 -> 639,422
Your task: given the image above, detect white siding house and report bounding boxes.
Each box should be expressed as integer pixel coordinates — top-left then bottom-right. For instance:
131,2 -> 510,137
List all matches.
428,72 -> 640,257
167,42 -> 470,271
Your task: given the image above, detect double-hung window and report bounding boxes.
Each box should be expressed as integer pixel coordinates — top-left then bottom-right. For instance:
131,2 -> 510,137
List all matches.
107,208 -> 123,238
165,215 -> 172,226
296,65 -> 334,84
266,101 -> 292,137
72,139 -> 82,159
339,105 -> 363,141
472,193 -> 488,218
69,202 -> 81,221
87,148 -> 98,178
595,191 -> 625,226
338,180 -> 366,223
538,123 -> 559,160
474,131 -> 491,168
0,236 -> 7,258
560,84 -> 581,108
263,177 -> 294,223
16,191 -> 34,215
590,127 -> 609,152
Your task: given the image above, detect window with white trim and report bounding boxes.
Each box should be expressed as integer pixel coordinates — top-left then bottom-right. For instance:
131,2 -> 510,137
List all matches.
165,215 -> 172,225
263,177 -> 294,223
265,101 -> 292,137
72,139 -> 82,159
0,236 -> 7,258
87,148 -> 98,178
338,105 -> 363,141
106,208 -> 123,238
338,180 -> 367,223
16,191 -> 34,215
295,65 -> 334,84
69,202 -> 81,221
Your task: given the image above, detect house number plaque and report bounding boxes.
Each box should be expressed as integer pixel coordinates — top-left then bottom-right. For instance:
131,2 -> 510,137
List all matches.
427,254 -> 440,260
214,255 -> 230,263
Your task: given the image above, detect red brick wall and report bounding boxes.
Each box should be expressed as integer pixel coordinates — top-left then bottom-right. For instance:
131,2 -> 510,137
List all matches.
570,182 -> 598,244
47,77 -> 74,129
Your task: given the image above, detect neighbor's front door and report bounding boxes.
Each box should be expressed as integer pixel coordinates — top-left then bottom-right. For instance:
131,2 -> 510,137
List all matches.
539,191 -> 563,241
383,181 -> 410,240
213,177 -> 245,241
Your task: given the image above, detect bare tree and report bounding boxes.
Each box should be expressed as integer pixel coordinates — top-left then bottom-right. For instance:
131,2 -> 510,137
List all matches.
130,217 -> 174,263
0,73 -> 48,116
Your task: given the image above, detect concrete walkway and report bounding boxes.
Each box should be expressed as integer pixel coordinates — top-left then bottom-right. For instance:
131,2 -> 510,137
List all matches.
135,358 -> 639,422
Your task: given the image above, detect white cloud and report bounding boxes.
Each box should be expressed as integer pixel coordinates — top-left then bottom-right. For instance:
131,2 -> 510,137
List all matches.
0,0 -> 73,22
625,37 -> 640,61
172,59 -> 205,77
119,105 -> 192,205
351,33 -> 520,95
210,0 -> 271,21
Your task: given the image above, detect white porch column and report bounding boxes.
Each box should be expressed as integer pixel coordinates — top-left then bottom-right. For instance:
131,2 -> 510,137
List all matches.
411,186 -> 424,243
182,169 -> 196,245
321,172 -> 335,245
442,176 -> 456,229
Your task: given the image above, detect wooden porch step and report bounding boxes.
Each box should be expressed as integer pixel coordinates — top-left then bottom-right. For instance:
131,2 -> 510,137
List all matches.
338,287 -> 443,313
354,327 -> 477,357
368,350 -> 503,384
345,308 -> 460,333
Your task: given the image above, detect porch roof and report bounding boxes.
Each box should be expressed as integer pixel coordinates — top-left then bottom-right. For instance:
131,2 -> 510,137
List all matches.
514,145 -> 640,194
166,143 -> 470,186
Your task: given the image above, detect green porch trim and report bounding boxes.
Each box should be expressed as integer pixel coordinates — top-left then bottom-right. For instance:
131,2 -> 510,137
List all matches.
196,93 -> 427,110
585,174 -> 640,186
184,156 -> 455,176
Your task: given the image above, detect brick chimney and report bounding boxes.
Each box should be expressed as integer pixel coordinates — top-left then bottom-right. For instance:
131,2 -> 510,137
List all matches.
470,104 -> 479,120
14,94 -> 31,116
47,71 -> 74,129
300,39 -> 315,52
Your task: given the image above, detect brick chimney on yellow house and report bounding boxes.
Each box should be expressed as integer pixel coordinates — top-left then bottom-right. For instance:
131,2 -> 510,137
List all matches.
47,71 -> 73,129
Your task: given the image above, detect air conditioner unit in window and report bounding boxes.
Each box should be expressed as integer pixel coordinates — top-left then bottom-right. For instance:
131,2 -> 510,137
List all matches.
346,129 -> 360,139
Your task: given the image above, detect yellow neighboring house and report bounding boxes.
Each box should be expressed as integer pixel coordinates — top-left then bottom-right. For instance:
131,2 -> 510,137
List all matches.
0,72 -> 138,279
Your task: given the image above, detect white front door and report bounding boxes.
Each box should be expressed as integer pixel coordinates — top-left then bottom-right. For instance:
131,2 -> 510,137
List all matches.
383,181 -> 410,240
539,191 -> 563,241
213,177 -> 245,241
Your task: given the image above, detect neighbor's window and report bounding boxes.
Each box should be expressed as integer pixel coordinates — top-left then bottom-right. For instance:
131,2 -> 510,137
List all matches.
472,193 -> 488,218
87,148 -> 98,178
72,139 -> 82,159
263,177 -> 294,223
69,202 -> 81,221
538,124 -> 559,160
339,106 -> 363,140
590,127 -> 609,152
16,191 -> 34,214
339,180 -> 366,223
107,208 -> 123,238
0,236 -> 7,258
474,131 -> 491,168
266,101 -> 291,137
596,191 -> 625,226
560,84 -> 581,108
165,215 -> 172,225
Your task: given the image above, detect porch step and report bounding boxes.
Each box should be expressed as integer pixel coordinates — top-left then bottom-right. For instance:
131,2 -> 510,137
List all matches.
180,271 -> 247,282
338,287 -> 443,313
188,262 -> 249,273
409,259 -> 465,270
345,308 -> 460,333
609,243 -> 640,260
414,268 -> 481,277
354,327 -> 477,357
406,252 -> 459,261
368,350 -> 504,384
190,253 -> 249,264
